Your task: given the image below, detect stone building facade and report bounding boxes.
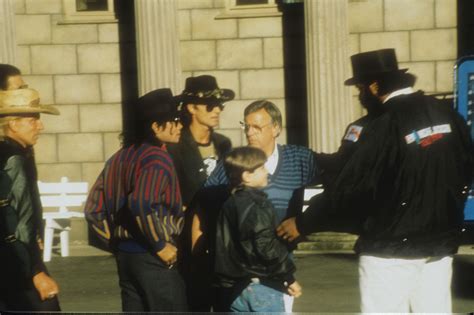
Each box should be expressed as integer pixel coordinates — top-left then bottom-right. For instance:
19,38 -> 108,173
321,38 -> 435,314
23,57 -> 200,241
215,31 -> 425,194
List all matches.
1,0 -> 459,243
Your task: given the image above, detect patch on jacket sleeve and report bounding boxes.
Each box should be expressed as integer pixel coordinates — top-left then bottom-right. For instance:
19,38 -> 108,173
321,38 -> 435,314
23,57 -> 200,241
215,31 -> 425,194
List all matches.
343,125 -> 363,142
404,124 -> 452,147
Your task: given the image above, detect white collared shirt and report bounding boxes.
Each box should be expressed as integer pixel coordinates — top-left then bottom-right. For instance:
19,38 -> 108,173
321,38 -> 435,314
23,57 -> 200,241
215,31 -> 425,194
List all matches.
383,87 -> 415,104
264,142 -> 279,175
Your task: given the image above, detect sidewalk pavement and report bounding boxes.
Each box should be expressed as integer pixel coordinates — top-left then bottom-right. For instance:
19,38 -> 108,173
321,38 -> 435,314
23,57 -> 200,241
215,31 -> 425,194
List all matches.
45,245 -> 474,313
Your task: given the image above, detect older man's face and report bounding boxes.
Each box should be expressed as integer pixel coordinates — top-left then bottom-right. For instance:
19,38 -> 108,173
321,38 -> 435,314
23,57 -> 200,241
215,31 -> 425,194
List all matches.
244,108 -> 278,156
7,114 -> 44,147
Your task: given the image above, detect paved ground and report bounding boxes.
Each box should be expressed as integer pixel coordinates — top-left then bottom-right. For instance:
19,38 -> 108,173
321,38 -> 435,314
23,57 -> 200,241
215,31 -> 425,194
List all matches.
46,246 -> 474,313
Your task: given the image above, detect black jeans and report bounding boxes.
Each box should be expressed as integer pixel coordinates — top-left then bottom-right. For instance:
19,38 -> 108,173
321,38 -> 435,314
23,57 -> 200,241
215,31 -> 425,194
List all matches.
115,251 -> 188,312
0,288 -> 60,312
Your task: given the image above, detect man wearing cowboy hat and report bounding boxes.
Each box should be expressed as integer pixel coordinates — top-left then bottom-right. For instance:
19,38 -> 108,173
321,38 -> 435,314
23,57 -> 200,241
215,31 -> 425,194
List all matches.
289,49 -> 472,313
167,75 -> 234,311
85,88 -> 187,312
168,75 -> 234,207
0,88 -> 61,311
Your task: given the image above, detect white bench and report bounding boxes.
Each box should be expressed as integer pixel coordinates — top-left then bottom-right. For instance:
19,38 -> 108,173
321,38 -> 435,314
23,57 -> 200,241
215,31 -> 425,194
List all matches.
38,177 -> 88,262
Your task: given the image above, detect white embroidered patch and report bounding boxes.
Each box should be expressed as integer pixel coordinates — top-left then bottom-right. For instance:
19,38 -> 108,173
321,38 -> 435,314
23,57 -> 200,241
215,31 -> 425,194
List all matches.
404,124 -> 452,145
344,125 -> 363,142
432,124 -> 451,134
405,133 -> 416,144
417,127 -> 432,138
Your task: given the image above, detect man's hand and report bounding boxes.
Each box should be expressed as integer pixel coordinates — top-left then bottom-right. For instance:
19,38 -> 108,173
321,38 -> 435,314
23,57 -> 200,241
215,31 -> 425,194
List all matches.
287,281 -> 302,298
276,217 -> 300,242
32,271 -> 59,301
156,243 -> 177,267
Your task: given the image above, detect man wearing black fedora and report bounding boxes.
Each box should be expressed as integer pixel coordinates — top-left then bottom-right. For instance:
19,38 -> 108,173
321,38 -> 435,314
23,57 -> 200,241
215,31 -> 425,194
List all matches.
277,51 -> 416,237
287,48 -> 472,312
167,75 -> 234,311
85,88 -> 187,312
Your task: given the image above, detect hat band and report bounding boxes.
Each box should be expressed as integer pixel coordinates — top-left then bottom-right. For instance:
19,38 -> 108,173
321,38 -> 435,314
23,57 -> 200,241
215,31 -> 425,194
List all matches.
183,88 -> 224,99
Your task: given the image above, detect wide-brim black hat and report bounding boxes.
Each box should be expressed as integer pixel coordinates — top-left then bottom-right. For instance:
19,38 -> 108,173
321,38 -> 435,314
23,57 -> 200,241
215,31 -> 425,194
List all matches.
136,88 -> 181,122
181,75 -> 235,105
344,48 -> 408,86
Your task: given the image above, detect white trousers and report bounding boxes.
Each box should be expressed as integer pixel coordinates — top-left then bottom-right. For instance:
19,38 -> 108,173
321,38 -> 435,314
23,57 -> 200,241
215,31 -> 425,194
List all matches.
283,294 -> 294,312
359,255 -> 453,313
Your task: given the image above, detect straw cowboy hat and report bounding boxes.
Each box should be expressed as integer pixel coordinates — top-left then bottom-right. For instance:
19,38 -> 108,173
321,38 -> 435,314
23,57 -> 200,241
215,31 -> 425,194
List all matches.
0,88 -> 59,116
344,48 -> 408,86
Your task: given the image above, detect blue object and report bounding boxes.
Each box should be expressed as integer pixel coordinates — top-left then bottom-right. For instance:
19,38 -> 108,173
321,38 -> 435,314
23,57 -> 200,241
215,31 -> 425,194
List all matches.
454,56 -> 474,221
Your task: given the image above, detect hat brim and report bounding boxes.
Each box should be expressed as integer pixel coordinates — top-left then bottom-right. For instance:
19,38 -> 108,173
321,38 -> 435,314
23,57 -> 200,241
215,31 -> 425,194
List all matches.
182,88 -> 235,105
344,68 -> 408,86
0,104 -> 60,116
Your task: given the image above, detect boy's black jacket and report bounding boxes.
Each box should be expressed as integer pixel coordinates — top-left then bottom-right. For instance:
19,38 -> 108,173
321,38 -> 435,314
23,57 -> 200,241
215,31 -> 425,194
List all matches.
214,187 -> 295,292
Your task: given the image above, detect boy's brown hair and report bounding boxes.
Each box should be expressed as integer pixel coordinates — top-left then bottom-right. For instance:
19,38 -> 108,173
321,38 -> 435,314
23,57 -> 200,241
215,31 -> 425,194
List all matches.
224,146 -> 267,188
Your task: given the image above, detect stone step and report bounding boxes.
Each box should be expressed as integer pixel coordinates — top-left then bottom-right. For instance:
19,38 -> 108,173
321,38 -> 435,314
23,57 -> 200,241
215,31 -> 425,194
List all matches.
296,232 -> 358,252
306,232 -> 359,242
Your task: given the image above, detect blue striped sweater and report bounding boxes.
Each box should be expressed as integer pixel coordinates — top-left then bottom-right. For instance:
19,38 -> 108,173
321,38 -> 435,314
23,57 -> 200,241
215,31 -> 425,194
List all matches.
205,144 -> 318,222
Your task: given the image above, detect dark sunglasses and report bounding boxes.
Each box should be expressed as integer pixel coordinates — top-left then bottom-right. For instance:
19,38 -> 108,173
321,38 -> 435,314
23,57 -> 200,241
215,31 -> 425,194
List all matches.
205,103 -> 225,112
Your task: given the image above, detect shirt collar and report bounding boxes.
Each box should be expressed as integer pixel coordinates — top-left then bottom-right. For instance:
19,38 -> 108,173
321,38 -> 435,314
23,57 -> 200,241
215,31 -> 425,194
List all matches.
383,87 -> 415,103
264,142 -> 279,175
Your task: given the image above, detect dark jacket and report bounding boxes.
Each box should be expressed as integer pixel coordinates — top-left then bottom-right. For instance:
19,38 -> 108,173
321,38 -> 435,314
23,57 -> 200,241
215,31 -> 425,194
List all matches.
167,128 -> 231,206
295,110 -> 381,235
329,91 -> 473,257
214,187 -> 295,292
298,114 -> 379,236
0,138 -> 46,287
316,113 -> 378,186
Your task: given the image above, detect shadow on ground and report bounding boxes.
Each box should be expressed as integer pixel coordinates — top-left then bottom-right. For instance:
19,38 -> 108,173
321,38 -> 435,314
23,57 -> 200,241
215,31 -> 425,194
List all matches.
46,253 -> 474,313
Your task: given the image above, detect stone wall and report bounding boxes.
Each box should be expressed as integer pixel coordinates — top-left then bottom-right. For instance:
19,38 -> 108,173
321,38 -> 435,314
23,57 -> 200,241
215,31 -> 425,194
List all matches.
13,0 -> 122,188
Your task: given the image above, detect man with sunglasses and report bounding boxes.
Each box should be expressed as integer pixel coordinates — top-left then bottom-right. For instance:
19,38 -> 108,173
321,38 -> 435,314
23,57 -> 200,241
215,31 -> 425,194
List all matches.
167,75 -> 234,311
168,75 -> 234,208
85,89 -> 187,312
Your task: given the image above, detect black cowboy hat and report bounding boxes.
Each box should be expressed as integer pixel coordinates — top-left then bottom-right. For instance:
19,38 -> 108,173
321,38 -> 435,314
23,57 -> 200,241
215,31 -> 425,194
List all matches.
181,75 -> 235,105
136,88 -> 181,122
344,48 -> 408,86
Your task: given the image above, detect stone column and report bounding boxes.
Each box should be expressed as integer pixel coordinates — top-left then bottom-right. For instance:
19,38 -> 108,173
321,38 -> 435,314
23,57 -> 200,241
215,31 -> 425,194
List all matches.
134,0 -> 182,96
0,0 -> 16,64
304,0 -> 353,153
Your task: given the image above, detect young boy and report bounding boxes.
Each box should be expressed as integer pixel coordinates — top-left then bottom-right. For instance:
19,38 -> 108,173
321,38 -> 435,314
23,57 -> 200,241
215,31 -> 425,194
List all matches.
214,146 -> 302,312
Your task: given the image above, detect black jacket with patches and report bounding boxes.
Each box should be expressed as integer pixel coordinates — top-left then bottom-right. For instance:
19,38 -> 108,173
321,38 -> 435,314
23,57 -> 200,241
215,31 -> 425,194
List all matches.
327,91 -> 473,257
298,113 -> 380,235
214,187 -> 295,292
